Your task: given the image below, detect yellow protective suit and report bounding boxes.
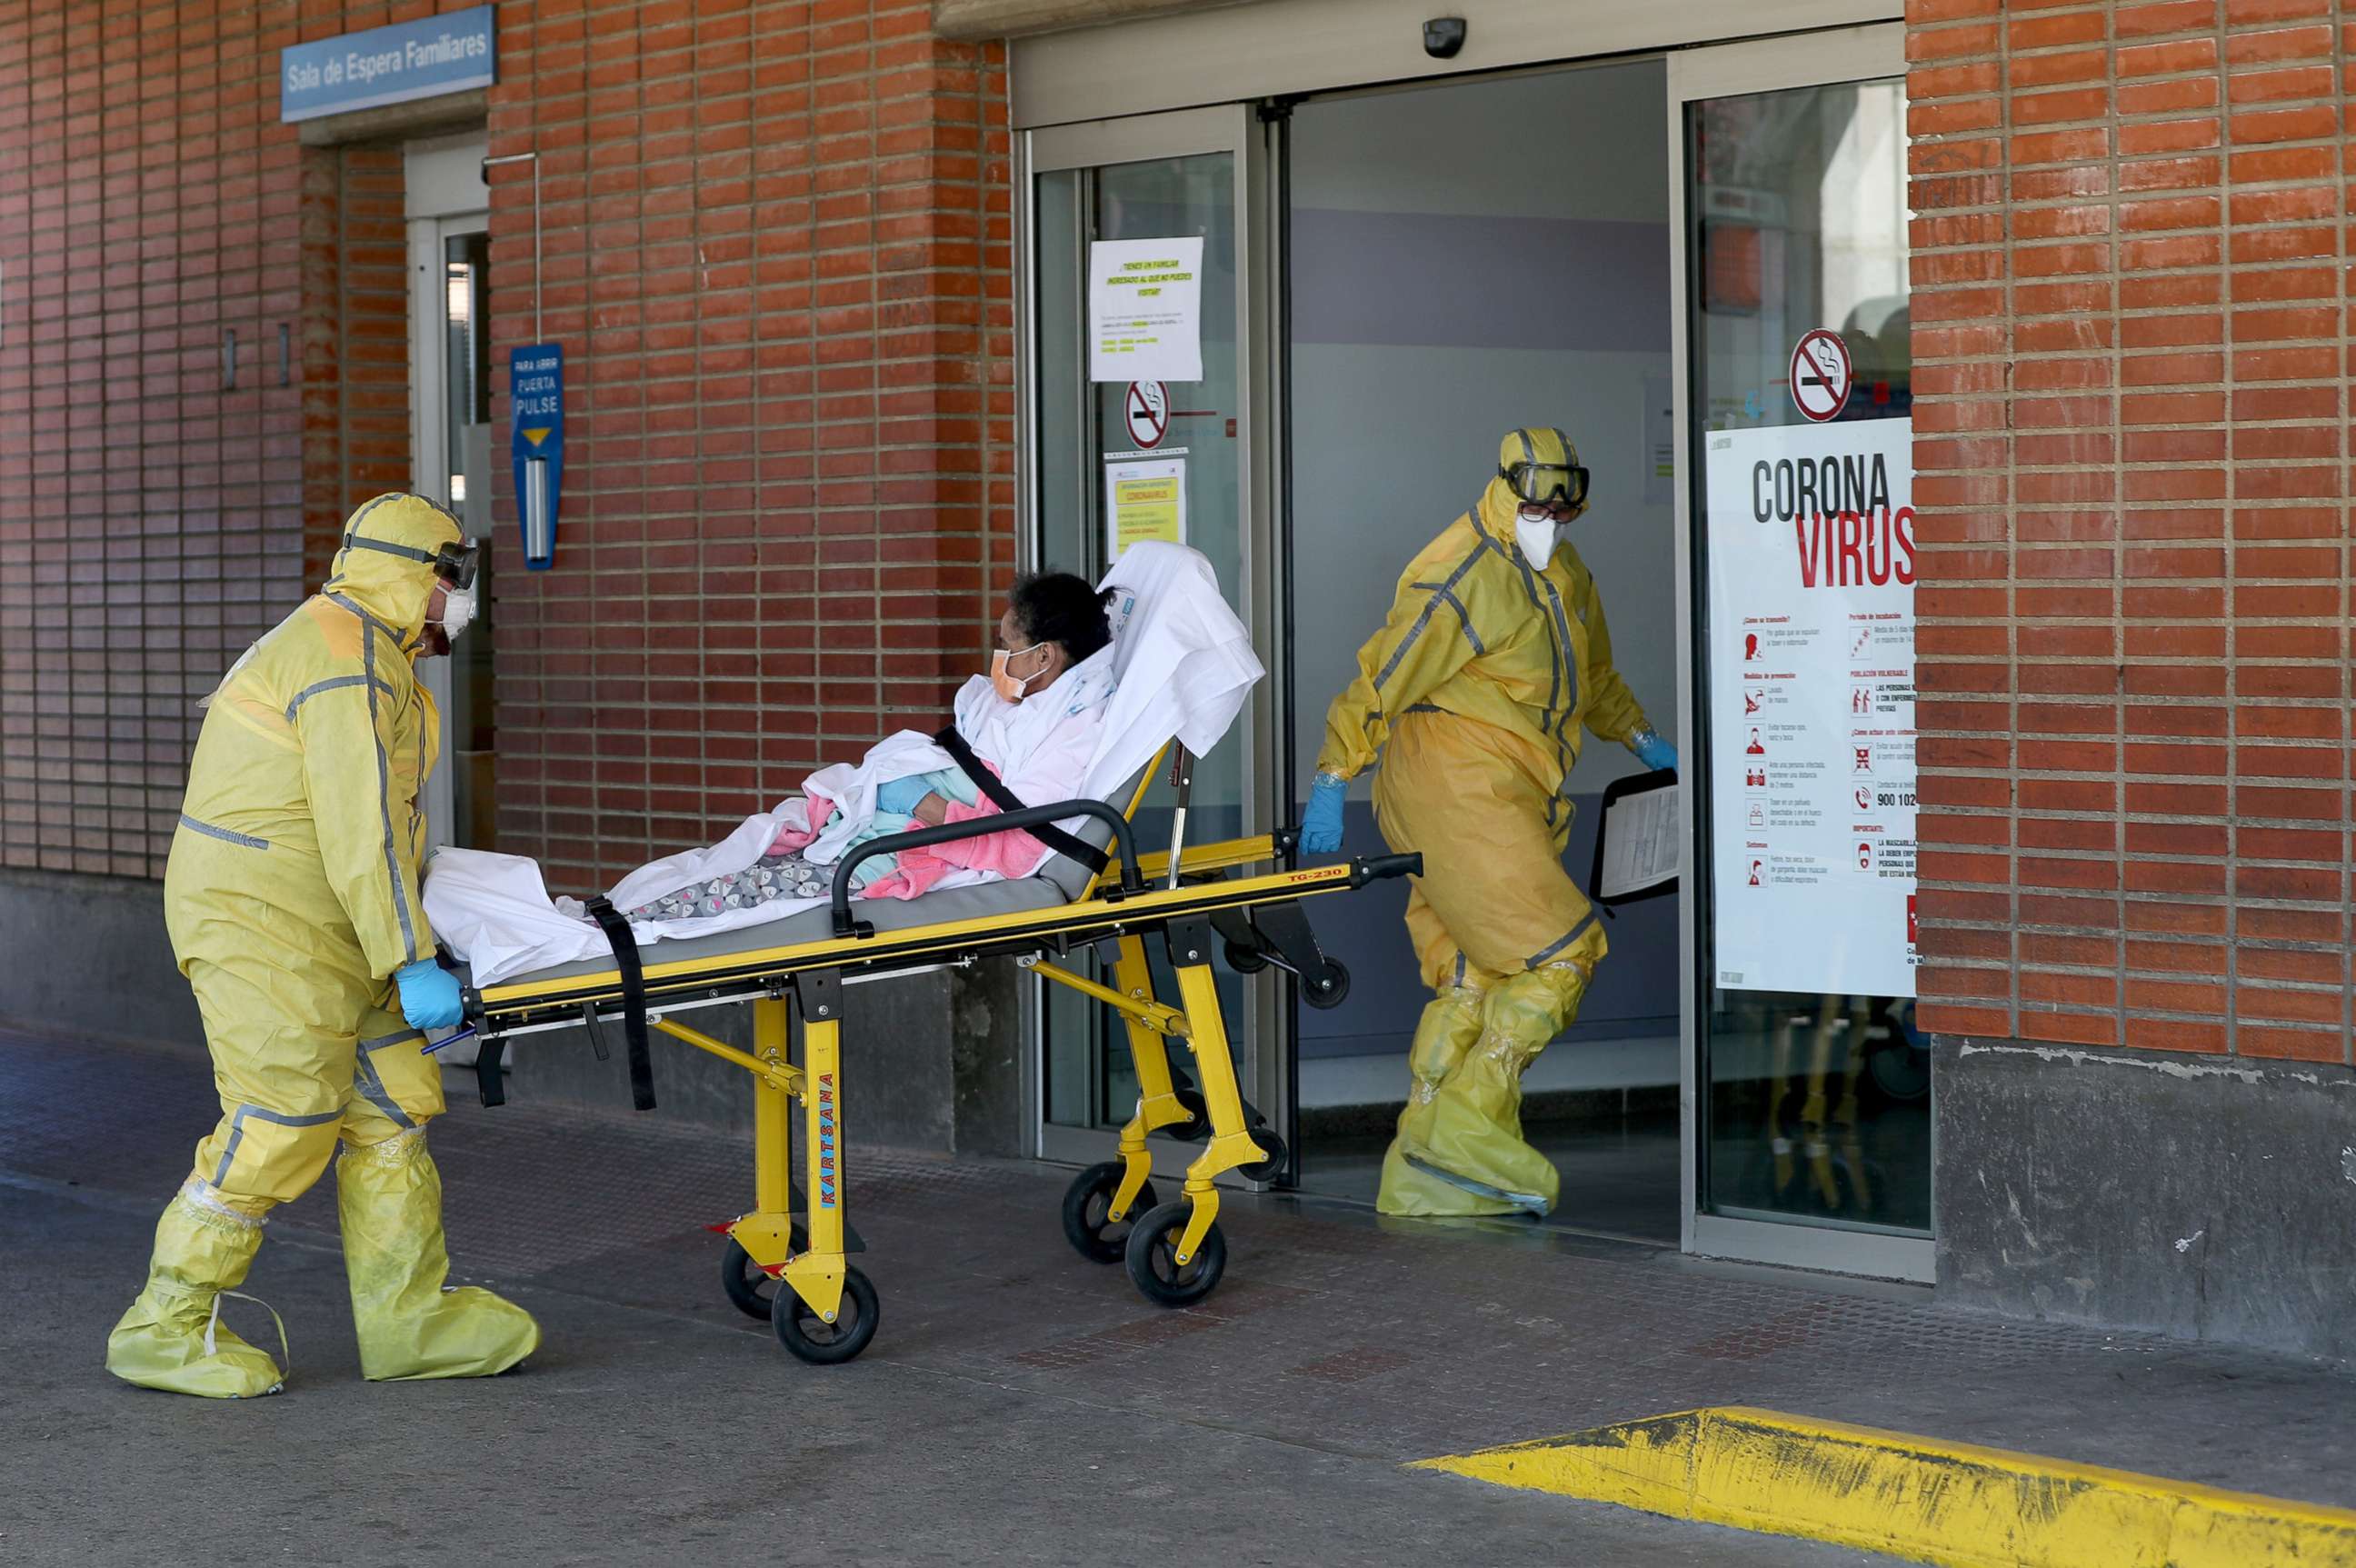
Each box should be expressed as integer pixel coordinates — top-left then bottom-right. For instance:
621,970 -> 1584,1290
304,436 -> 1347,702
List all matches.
107,494 -> 538,1397
1316,430 -> 1657,1217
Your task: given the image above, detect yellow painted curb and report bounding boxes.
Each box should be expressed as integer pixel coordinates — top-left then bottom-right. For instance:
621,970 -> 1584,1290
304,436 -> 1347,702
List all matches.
1414,1405 -> 2356,1568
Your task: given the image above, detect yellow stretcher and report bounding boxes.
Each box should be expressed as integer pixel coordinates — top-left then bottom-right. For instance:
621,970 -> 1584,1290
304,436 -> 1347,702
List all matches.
458,749 -> 1417,1364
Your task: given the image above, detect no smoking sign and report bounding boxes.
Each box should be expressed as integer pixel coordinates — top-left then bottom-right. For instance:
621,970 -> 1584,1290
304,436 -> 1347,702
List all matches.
1124,381 -> 1169,449
1790,329 -> 1852,423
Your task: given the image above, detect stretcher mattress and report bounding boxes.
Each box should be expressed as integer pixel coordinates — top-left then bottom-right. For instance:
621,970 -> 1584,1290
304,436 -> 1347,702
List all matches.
463,825 -> 1109,994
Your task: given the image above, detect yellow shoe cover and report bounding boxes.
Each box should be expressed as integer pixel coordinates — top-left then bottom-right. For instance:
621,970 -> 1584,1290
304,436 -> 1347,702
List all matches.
106,1184 -> 287,1399
338,1131 -> 539,1381
1379,989 -> 1521,1216
1385,965 -> 1590,1218
1377,1139 -> 1524,1216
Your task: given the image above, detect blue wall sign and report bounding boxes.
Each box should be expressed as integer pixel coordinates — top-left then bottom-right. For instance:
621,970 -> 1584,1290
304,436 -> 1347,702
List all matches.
510,344 -> 564,571
280,6 -> 496,124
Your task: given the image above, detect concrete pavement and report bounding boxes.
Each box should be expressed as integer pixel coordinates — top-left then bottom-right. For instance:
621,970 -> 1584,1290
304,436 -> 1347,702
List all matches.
5,1024 -> 2351,1564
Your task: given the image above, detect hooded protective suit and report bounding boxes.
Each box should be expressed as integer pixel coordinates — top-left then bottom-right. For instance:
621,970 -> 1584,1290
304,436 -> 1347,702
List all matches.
107,494 -> 538,1397
1315,429 -> 1661,1217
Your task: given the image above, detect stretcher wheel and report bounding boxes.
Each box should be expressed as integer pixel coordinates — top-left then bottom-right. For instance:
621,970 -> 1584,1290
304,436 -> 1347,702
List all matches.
773,1265 -> 879,1364
721,1238 -> 776,1321
1302,959 -> 1352,1010
1125,1201 -> 1227,1308
1169,1085 -> 1213,1143
1223,940 -> 1269,974
720,1229 -> 809,1321
1062,1162 -> 1159,1264
1238,1127 -> 1288,1184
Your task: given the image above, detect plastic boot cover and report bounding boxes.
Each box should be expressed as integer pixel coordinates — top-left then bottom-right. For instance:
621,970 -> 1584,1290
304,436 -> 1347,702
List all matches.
105,1183 -> 285,1399
1383,964 -> 1590,1219
337,1130 -> 539,1381
1378,988 -> 1520,1216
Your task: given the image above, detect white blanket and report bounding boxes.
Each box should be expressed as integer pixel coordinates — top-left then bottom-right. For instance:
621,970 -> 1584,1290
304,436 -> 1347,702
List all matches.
429,542 -> 1262,986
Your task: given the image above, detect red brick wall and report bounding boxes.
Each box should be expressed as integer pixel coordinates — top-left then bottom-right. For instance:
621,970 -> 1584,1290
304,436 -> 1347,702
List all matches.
1907,0 -> 2353,1063
0,3 -> 437,881
0,0 -> 1013,895
483,0 -> 1014,892
301,143 -> 415,588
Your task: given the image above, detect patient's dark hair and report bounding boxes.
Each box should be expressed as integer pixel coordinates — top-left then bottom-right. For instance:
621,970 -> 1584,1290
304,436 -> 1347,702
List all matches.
1011,571 -> 1116,662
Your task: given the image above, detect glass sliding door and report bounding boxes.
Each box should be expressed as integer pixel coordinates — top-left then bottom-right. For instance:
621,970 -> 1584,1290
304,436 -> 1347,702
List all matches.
1023,106 -> 1284,1174
1670,27 -> 1931,1283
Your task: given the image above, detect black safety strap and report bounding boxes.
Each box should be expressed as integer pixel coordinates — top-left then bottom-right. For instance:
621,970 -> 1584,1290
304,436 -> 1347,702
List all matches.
931,726 -> 1108,874
584,896 -> 656,1111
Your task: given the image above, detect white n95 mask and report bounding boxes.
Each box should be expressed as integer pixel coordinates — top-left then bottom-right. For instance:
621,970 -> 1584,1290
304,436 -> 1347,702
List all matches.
1513,514 -> 1559,565
436,584 -> 477,641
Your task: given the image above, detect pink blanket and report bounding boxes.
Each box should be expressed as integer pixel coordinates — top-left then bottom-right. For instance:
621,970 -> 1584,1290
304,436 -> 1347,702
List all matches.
863,799 -> 1052,900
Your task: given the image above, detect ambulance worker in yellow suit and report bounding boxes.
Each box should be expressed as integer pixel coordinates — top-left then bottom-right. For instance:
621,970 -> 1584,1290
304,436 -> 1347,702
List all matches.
1298,429 -> 1677,1216
106,494 -> 539,1397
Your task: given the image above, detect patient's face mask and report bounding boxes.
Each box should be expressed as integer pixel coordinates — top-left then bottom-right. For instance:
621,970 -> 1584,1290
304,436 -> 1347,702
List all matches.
991,642 -> 1050,703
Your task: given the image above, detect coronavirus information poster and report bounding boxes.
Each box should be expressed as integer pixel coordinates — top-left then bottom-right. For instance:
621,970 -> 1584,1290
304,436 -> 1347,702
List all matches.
1706,418 -> 1919,998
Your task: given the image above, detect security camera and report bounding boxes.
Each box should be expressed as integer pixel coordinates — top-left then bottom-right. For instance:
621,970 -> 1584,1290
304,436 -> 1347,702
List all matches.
1423,16 -> 1467,58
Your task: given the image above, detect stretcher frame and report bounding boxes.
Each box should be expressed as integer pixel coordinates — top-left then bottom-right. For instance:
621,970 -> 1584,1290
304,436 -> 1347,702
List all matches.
460,749 -> 1416,1362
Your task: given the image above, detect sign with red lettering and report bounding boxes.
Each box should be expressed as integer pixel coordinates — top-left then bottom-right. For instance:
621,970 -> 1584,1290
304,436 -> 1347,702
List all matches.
1705,417 -> 1917,997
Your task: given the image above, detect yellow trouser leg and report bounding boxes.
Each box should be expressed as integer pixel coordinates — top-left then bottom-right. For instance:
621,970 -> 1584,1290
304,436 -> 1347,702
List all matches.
1384,957 -> 1595,1218
337,1010 -> 539,1382
1376,985 -> 1492,1216
107,963 -> 356,1398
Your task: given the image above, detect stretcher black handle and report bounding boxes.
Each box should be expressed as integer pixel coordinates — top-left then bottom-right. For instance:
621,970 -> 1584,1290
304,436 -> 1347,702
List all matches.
1350,853 -> 1422,886
828,799 -> 1145,938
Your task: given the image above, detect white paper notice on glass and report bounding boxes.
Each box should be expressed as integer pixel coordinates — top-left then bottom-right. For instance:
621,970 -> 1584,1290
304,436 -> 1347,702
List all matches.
1088,236 -> 1204,383
1704,416 -> 1918,999
1596,778 -> 1681,902
1104,456 -> 1187,558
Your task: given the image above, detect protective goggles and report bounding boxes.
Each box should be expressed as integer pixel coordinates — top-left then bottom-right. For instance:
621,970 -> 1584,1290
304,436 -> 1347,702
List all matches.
434,540 -> 482,590
340,528 -> 480,588
1500,460 -> 1590,510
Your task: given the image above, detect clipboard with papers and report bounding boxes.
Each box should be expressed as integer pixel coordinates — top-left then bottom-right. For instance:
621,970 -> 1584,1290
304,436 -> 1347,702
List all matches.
1585,767 -> 1681,911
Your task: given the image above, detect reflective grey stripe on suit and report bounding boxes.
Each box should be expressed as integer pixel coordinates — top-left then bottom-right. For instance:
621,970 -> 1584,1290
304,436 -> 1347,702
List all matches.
1483,531 -> 1572,827
1372,528 -> 1487,694
1528,911 -> 1600,970
285,674 -> 394,723
359,617 -> 420,965
179,814 -> 268,850
212,1104 -> 346,1186
353,1031 -> 423,1129
1407,580 -> 1486,655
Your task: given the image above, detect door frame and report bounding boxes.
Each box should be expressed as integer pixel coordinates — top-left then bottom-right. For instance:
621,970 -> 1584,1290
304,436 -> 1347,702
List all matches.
1016,105 -> 1291,1179
1667,23 -> 1932,1283
406,205 -> 487,854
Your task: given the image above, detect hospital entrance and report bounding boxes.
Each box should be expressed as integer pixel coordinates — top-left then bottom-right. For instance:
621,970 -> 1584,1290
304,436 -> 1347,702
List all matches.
1275,62 -> 1681,1239
1024,25 -> 1933,1280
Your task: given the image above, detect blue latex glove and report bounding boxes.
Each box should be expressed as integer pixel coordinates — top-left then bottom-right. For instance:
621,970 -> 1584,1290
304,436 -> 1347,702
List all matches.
1299,774 -> 1348,855
874,774 -> 932,815
1632,730 -> 1679,773
394,959 -> 464,1031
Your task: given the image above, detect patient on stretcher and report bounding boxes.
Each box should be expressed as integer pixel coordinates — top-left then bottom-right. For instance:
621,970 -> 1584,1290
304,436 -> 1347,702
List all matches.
624,573 -> 1117,921
424,540 -> 1263,988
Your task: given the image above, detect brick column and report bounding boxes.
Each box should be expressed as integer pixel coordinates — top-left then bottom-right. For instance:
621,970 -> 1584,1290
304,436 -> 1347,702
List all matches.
1908,0 -> 2352,1065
